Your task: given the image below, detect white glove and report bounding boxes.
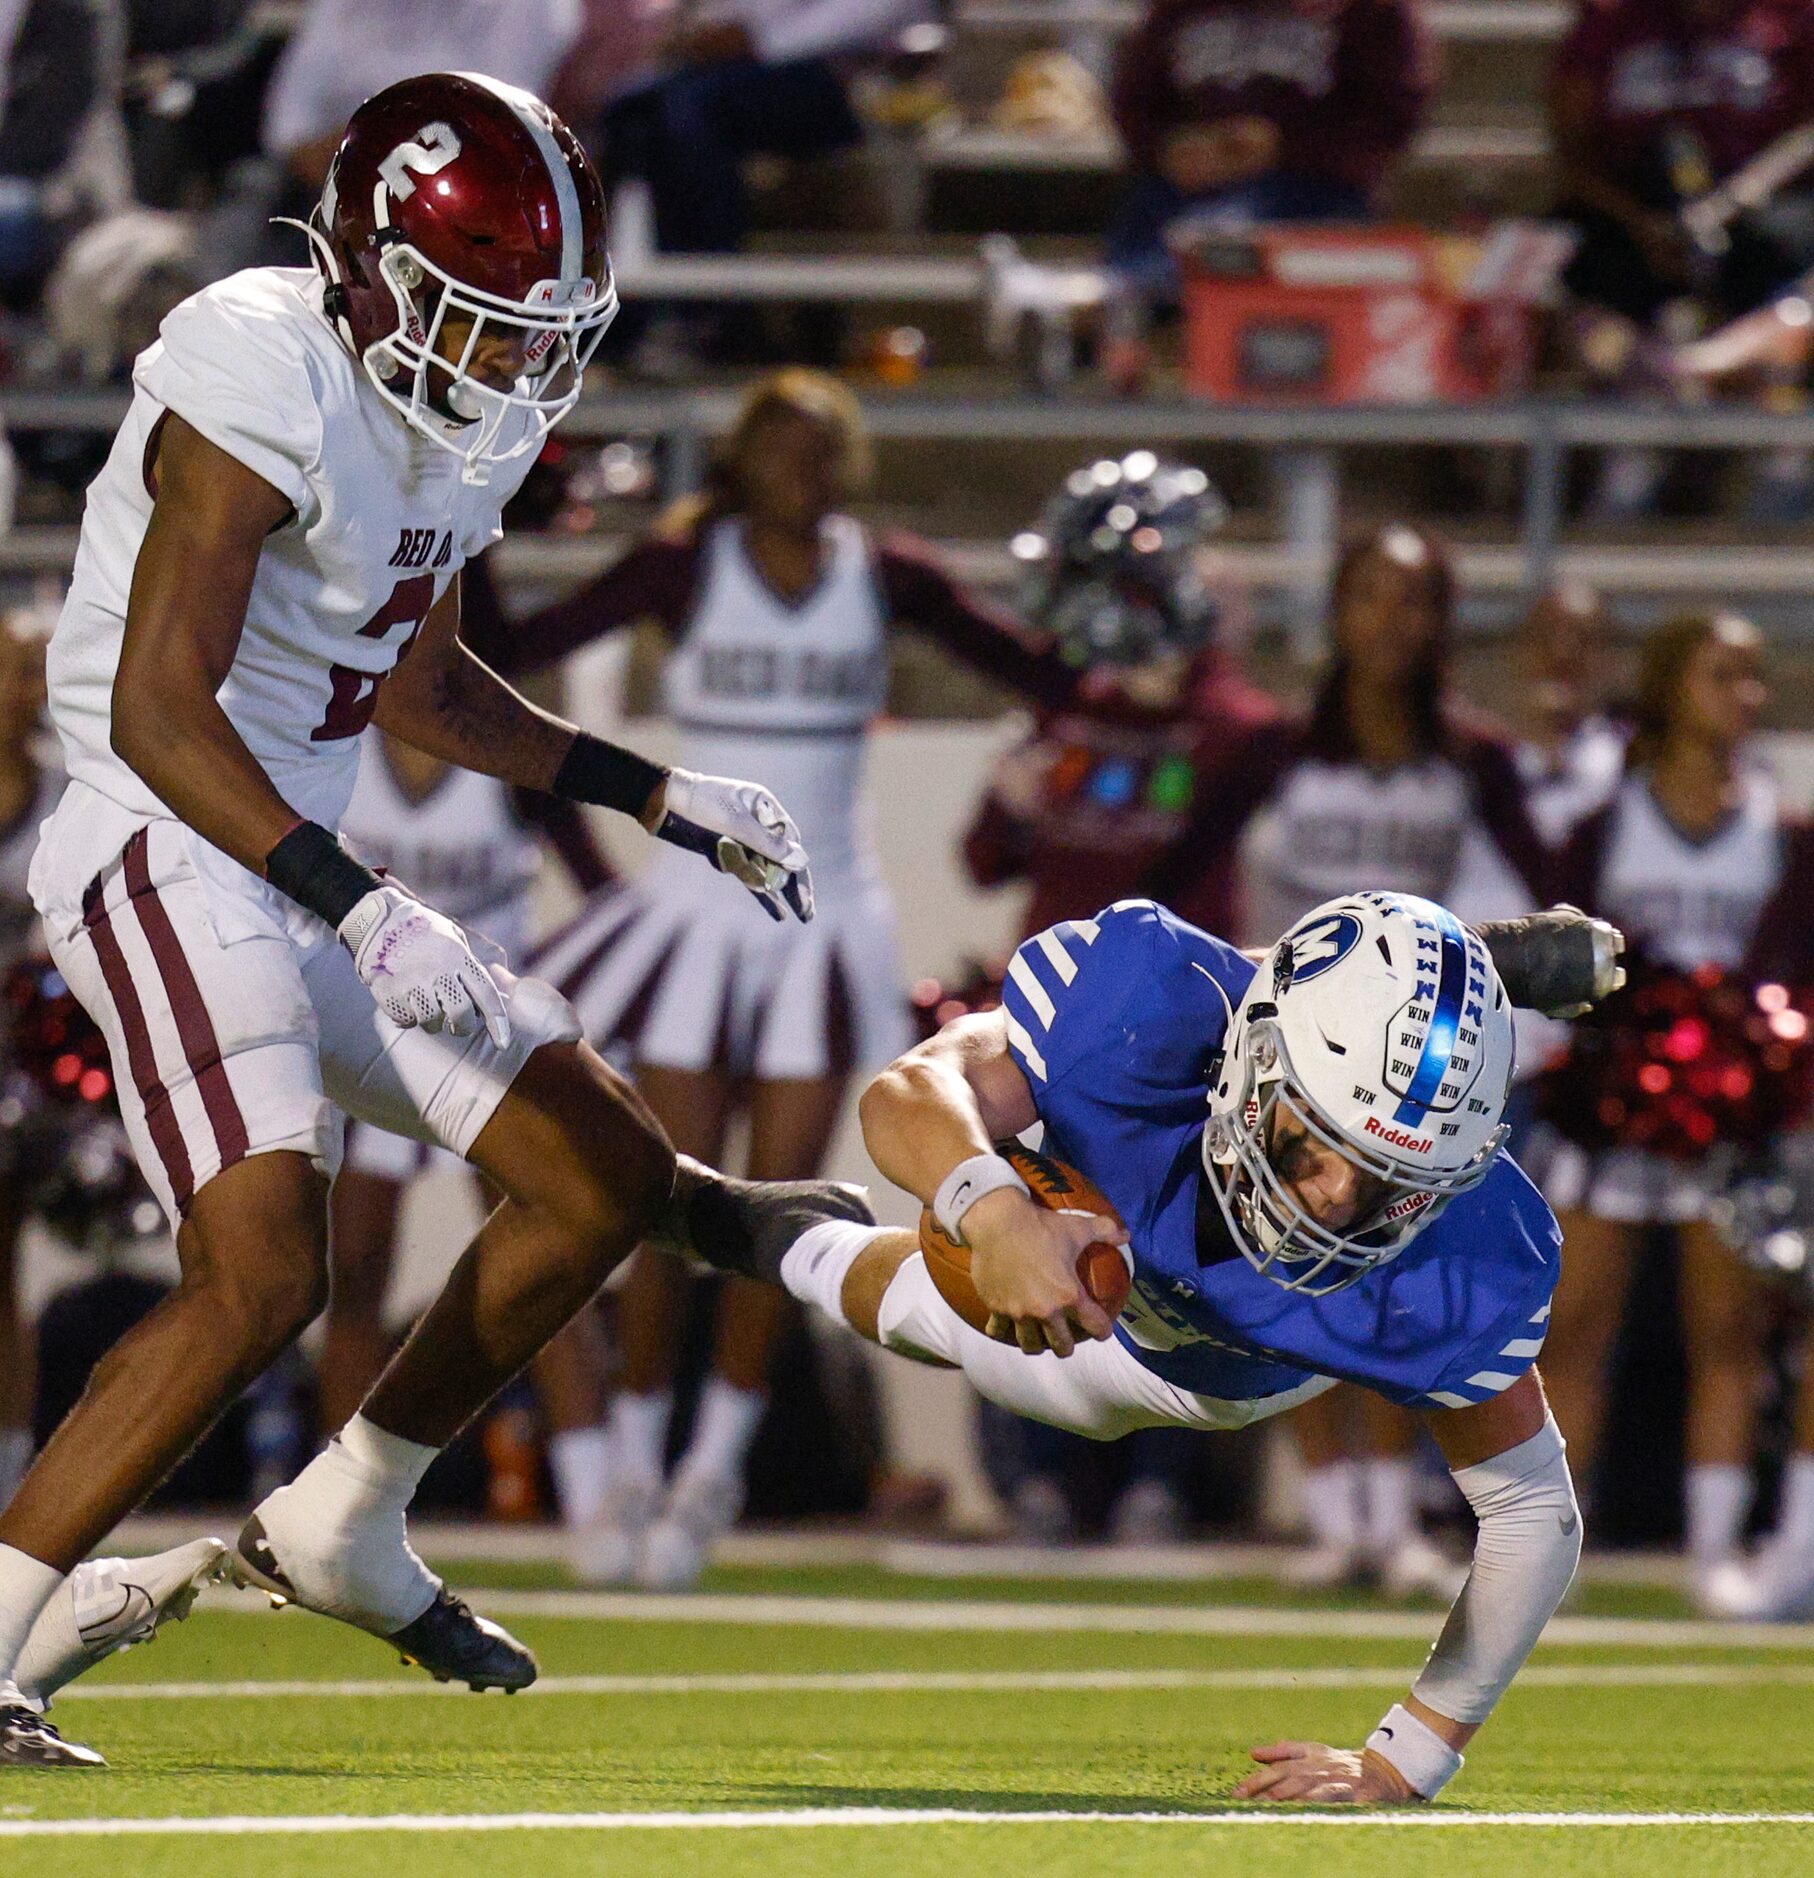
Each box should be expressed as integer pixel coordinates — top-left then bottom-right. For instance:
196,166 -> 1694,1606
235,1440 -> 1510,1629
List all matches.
650,767 -> 815,923
338,884 -> 512,1047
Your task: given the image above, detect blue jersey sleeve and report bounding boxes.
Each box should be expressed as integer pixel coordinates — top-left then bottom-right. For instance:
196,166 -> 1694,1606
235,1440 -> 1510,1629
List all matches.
999,903 -> 1153,1092
998,900 -> 1250,1102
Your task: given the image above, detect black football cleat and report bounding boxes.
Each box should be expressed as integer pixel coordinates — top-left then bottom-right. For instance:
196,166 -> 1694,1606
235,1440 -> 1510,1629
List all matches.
233,1516 -> 537,1693
389,1588 -> 538,1693
0,1703 -> 106,1768
664,1158 -> 876,1286
1477,905 -> 1626,1019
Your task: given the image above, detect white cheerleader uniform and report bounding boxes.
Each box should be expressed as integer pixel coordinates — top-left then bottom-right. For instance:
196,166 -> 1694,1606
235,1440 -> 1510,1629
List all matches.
1542,770 -> 1786,1223
530,517 -> 908,1082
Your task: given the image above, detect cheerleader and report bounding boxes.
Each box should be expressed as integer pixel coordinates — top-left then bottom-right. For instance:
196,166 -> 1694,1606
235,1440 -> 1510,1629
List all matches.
0,618 -> 58,1508
1508,580 -> 1628,850
464,369 -> 1081,1586
1151,523 -> 1551,1596
1539,611 -> 1814,1606
327,732 -> 619,1531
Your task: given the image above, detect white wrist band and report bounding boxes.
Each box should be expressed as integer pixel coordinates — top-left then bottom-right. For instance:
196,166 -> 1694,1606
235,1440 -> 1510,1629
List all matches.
932,1153 -> 1031,1244
1365,1704 -> 1463,1799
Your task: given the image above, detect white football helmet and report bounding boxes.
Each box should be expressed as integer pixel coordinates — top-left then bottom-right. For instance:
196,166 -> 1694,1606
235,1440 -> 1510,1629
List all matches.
1202,892 -> 1516,1295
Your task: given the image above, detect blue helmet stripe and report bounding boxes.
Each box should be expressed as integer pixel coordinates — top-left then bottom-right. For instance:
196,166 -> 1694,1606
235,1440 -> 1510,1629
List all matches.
1392,902 -> 1469,1125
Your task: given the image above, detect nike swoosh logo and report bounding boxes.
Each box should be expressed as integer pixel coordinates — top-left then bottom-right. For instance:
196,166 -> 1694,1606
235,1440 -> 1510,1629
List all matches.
1378,1726 -> 1395,1741
1560,1512 -> 1578,1534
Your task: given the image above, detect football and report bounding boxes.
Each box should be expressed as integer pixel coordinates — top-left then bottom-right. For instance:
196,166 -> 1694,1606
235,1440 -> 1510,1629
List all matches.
919,1143 -> 1133,1333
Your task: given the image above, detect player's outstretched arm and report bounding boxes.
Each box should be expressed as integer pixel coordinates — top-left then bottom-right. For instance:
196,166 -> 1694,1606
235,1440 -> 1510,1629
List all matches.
857,1013 -> 1119,1357
1236,1370 -> 1579,1805
372,578 -> 813,922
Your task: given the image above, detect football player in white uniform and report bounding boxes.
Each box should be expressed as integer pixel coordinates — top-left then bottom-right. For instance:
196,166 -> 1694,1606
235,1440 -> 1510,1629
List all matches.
0,72 -> 867,1768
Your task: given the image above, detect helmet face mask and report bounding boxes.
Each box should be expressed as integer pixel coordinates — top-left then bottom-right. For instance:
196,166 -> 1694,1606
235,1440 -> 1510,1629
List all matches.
306,72 -> 618,485
1202,893 -> 1516,1296
359,231 -> 616,478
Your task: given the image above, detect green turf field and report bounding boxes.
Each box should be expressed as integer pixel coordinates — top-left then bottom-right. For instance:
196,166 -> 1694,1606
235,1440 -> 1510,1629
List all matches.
7,1561 -> 1814,1877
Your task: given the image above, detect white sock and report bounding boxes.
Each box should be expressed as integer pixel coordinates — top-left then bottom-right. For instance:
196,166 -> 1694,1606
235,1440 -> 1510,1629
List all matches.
1686,1462 -> 1752,1566
548,1425 -> 613,1531
0,1543 -> 65,1693
608,1390 -> 672,1485
1360,1457 -> 1417,1555
323,1413 -> 440,1508
779,1219 -> 890,1324
257,1416 -> 441,1631
1299,1460 -> 1360,1551
0,1428 -> 29,1511
676,1377 -> 766,1486
1778,1453 -> 1814,1549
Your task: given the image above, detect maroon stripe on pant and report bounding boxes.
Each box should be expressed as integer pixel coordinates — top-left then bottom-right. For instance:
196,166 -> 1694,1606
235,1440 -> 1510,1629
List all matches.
83,867 -> 195,1212
122,827 -> 251,1177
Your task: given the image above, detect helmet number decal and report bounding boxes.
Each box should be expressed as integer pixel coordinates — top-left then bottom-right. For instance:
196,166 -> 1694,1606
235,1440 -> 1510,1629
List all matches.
378,122 -> 462,201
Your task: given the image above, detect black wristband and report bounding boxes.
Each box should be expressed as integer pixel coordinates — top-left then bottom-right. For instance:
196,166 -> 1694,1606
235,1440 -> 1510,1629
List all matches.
265,820 -> 383,929
553,732 -> 667,821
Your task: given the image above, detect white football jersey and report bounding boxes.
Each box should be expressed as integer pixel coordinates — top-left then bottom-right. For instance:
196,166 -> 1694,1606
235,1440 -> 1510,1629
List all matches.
339,741 -> 539,962
46,266 -> 537,832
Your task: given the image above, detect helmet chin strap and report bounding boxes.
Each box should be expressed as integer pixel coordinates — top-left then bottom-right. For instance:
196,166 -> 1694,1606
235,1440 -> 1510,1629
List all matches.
274,213 -> 362,359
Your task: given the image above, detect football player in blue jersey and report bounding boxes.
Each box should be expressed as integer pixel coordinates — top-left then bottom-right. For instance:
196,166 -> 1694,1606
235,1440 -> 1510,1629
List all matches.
690,891 -> 1619,1804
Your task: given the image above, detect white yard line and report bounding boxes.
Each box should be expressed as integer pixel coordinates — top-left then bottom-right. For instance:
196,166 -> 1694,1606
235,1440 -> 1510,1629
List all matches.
54,1663 -> 1814,1703
5,1808 -> 1814,1838
105,1516 -> 1699,1587
204,1585 -> 1814,1652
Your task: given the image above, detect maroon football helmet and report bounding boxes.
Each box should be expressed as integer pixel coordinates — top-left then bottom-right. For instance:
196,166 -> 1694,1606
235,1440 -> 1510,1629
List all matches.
308,71 -> 617,484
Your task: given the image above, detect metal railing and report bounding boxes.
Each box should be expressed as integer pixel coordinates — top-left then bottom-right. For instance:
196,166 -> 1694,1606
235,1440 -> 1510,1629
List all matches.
8,386 -> 1814,638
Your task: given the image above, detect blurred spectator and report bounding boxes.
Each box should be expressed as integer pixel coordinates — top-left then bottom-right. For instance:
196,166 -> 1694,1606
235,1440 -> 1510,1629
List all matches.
1147,524 -> 1549,1594
0,0 -> 102,300
1537,611 -> 1814,1608
1508,581 -> 1629,849
1105,0 -> 1435,303
1551,0 -> 1814,520
963,453 -> 1278,1543
600,0 -> 934,371
124,2 -> 280,213
0,614 -> 55,1509
548,0 -> 676,136
462,369 -> 1082,1587
263,0 -> 587,193
965,457 -> 1277,943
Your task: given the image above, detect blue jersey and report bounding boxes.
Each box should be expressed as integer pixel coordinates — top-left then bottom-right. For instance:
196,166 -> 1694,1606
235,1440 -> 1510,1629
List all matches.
998,900 -> 1560,1409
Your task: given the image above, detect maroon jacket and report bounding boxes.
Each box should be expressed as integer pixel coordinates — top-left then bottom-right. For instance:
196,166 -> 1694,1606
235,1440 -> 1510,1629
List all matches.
460,527 -> 1080,711
963,654 -> 1283,939
1111,0 -> 1435,195
1557,0 -> 1814,196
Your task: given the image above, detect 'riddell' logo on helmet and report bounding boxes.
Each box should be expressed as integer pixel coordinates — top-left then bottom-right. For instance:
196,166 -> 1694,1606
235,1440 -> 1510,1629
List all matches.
1363,1116 -> 1434,1154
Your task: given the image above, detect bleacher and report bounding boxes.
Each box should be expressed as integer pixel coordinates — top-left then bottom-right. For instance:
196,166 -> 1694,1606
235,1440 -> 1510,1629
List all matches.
9,0 -> 1814,691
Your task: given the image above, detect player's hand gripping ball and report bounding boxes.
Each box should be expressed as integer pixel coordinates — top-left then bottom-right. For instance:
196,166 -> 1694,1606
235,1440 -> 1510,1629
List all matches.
919,1144 -> 1133,1333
